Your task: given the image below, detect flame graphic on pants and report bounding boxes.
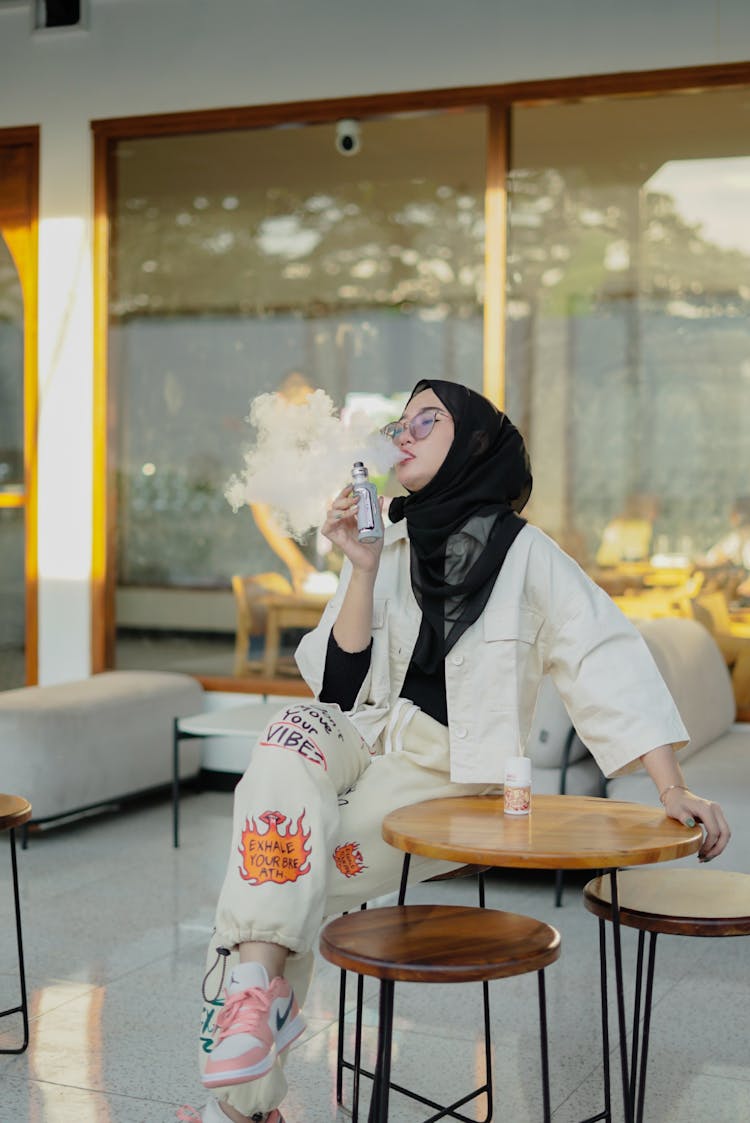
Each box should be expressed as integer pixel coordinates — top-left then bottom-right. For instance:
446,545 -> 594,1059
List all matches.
333,841 -> 367,878
238,810 -> 312,885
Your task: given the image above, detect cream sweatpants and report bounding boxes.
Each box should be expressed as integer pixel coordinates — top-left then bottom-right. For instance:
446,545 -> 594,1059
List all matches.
199,699 -> 496,1119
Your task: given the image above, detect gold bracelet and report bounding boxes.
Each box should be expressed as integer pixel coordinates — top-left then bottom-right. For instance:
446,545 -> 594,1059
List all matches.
659,783 -> 689,805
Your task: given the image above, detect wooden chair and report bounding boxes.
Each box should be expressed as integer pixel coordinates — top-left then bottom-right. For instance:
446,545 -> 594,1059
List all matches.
0,794 -> 32,1055
230,572 -> 295,676
321,903 -> 560,1123
584,869 -> 750,1123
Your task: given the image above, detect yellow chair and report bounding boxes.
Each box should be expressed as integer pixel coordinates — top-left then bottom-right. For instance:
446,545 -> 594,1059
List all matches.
692,591 -> 750,639
690,592 -> 750,716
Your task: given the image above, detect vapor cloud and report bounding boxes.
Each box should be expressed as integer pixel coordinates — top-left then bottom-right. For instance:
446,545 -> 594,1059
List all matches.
225,389 -> 402,540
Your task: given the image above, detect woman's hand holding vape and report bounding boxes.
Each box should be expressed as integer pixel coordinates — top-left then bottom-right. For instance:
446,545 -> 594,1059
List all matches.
323,485 -> 385,574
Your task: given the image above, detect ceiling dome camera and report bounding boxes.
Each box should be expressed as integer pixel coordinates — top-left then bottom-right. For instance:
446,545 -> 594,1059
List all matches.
335,119 -> 361,156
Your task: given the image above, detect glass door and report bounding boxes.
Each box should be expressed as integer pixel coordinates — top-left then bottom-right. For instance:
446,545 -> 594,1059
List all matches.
0,135 -> 38,688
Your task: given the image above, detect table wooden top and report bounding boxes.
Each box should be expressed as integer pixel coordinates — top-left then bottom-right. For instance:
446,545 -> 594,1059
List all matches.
0,794 -> 32,831
382,794 -> 703,870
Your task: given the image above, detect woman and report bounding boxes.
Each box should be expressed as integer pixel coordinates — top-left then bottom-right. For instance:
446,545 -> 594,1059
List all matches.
189,379 -> 730,1123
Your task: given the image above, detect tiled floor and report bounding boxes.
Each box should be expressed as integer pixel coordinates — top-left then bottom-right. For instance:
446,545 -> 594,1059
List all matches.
1,790 -> 749,1123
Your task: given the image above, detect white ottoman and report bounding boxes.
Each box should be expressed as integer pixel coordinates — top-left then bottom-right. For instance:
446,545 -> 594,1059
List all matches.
0,670 -> 204,832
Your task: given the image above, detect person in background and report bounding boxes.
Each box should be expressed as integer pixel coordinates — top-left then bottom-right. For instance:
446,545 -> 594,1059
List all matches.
700,496 -> 750,600
248,371 -> 322,593
184,380 -> 729,1123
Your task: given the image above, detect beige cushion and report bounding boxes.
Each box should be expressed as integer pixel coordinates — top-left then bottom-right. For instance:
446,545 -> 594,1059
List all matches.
635,618 -> 735,759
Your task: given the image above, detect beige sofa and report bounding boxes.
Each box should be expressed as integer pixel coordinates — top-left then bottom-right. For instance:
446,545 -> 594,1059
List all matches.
527,617 -> 749,872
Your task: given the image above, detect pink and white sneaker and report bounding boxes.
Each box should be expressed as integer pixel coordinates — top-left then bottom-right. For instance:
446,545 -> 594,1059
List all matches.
177,1104 -> 285,1122
202,963 -> 305,1089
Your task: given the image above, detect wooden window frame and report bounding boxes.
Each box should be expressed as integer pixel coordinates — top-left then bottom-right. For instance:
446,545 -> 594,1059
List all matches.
91,60 -> 750,680
0,125 -> 39,685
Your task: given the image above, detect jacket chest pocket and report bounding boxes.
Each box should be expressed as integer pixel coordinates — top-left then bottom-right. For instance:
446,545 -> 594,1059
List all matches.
478,606 -> 544,712
483,606 -> 543,646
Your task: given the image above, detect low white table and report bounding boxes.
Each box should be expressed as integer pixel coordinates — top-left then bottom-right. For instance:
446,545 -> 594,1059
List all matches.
172,700 -> 293,847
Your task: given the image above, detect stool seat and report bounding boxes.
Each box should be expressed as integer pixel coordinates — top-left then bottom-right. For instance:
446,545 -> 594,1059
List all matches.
584,868 -> 750,1123
0,795 -> 32,832
584,869 -> 750,936
321,903 -> 561,983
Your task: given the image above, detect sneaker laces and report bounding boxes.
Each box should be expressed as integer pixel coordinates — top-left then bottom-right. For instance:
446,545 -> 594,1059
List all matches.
215,985 -> 274,1038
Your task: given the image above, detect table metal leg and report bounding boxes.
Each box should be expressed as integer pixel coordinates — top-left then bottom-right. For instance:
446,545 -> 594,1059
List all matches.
397,853 -> 411,906
538,969 -> 552,1123
172,717 -> 181,849
0,827 -> 29,1054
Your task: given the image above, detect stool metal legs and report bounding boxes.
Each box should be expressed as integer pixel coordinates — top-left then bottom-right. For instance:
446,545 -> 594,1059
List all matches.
0,827 -> 29,1054
367,969 -> 551,1123
336,866 -> 494,1123
627,931 -> 658,1123
587,869 -> 660,1123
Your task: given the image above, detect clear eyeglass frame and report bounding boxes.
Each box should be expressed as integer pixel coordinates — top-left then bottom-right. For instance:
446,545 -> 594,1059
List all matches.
380,407 -> 449,442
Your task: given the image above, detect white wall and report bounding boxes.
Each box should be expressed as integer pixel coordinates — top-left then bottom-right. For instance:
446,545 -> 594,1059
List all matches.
0,0 -> 749,682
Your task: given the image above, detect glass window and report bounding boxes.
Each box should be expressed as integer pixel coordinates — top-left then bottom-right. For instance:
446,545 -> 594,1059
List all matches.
507,87 -> 750,586
109,108 -> 487,674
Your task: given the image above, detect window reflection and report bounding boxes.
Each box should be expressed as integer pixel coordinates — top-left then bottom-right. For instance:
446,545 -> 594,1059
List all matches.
508,87 -> 750,575
110,110 -> 486,675
29,983 -> 109,1123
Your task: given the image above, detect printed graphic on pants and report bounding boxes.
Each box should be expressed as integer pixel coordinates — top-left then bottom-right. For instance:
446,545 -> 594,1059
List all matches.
333,841 -> 367,878
238,810 -> 312,885
199,994 -> 224,1054
259,713 -> 328,769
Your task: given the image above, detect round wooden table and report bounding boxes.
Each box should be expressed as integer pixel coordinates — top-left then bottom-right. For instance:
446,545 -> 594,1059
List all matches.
382,794 -> 703,1123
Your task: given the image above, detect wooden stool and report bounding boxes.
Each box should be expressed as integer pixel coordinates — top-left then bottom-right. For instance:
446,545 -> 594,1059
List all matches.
584,868 -> 750,1123
321,903 -> 561,1123
0,794 -> 32,1054
335,866 -> 490,1122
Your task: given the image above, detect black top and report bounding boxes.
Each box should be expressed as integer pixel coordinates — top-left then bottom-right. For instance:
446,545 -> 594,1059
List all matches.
320,630 -> 448,726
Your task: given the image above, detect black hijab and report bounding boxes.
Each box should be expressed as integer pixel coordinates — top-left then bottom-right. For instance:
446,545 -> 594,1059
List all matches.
388,379 -> 532,674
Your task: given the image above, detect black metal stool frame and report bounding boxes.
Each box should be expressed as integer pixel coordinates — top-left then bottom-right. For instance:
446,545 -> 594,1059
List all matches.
335,858 -> 493,1123
579,869 -> 641,1123
0,825 -> 29,1054
358,856 -> 555,1123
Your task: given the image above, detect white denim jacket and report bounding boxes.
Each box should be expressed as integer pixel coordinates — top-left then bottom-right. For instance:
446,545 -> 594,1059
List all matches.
295,522 -> 688,784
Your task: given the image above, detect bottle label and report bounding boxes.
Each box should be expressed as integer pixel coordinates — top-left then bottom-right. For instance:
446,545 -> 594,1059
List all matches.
355,485 -> 376,531
503,785 -> 531,815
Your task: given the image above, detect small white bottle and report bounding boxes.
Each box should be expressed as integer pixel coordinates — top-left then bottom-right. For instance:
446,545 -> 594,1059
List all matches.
351,461 -> 384,543
503,756 -> 532,816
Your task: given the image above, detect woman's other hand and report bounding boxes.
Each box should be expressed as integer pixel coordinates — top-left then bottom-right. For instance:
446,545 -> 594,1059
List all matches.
661,787 -> 731,861
322,485 -> 384,574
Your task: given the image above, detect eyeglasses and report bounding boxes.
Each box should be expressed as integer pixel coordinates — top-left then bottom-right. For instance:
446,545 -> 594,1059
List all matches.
380,407 -> 451,443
